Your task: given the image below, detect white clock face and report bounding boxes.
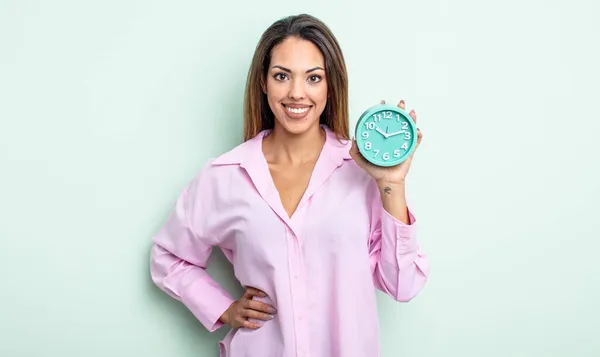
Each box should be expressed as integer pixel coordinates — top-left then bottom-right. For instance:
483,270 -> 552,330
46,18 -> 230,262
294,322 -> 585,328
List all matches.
357,109 -> 414,166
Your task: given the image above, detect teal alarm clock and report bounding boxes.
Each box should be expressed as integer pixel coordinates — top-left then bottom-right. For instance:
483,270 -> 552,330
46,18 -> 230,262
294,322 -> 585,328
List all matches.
355,104 -> 418,167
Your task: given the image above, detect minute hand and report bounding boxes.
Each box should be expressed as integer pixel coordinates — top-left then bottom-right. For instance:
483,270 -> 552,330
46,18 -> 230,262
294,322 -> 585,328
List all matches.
387,130 -> 406,137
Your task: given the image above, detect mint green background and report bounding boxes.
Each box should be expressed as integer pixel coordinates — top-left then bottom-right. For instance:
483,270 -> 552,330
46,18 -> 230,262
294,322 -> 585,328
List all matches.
1,1 -> 599,356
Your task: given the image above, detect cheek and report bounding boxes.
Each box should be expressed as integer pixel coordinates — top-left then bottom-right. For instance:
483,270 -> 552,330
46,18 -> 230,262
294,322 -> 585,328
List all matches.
304,81 -> 327,104
313,85 -> 328,106
265,82 -> 287,105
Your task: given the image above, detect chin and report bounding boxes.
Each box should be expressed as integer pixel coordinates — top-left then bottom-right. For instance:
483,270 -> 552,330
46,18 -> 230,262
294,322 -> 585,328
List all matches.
284,120 -> 317,134
278,117 -> 321,136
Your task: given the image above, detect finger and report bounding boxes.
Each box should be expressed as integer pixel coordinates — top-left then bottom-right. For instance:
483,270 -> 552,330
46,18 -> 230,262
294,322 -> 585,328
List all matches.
240,318 -> 262,330
242,298 -> 275,313
409,109 -> 417,125
243,308 -> 275,321
243,287 -> 267,299
247,299 -> 277,314
397,99 -> 406,110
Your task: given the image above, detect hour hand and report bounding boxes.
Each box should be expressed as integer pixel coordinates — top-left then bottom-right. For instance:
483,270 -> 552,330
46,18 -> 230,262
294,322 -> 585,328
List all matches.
375,127 -> 390,138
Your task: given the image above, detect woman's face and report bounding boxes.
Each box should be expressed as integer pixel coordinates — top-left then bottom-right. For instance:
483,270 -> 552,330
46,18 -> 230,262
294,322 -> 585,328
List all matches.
264,36 -> 328,136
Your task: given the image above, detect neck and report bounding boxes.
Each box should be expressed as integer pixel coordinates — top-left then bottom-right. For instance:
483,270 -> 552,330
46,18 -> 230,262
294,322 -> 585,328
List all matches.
263,123 -> 325,165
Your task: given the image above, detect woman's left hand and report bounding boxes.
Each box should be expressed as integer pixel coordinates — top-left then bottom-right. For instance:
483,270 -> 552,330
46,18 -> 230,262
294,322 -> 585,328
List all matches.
349,99 -> 423,186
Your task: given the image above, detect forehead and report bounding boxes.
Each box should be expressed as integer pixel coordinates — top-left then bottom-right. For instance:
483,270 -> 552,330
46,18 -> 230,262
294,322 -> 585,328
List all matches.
269,37 -> 325,68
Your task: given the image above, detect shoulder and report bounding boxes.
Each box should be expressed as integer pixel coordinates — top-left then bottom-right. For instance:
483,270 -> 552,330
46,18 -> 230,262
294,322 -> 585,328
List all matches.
185,134 -> 261,192
210,141 -> 252,167
189,145 -> 246,187
322,132 -> 374,188
209,130 -> 266,167
322,126 -> 354,164
321,130 -> 363,174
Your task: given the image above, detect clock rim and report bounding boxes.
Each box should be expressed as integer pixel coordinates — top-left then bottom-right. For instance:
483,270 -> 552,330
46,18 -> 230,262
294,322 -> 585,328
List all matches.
354,103 -> 418,167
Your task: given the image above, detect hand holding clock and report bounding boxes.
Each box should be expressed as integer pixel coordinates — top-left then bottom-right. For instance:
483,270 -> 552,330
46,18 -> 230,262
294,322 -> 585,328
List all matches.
349,99 -> 423,186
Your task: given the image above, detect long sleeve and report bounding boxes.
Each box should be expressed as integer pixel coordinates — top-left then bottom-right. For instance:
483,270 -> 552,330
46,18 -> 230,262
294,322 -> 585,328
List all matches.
368,188 -> 430,302
149,164 -> 235,332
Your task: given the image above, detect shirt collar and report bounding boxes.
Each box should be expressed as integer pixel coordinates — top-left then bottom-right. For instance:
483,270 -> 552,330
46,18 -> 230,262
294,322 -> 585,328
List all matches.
211,124 -> 352,167
211,125 -> 352,231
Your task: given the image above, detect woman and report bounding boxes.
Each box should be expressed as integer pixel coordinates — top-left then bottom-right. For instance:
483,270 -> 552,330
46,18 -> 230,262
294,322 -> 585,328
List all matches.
150,13 -> 429,357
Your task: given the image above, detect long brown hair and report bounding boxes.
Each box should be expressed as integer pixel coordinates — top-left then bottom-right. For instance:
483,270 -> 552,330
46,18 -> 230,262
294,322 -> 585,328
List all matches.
243,14 -> 349,141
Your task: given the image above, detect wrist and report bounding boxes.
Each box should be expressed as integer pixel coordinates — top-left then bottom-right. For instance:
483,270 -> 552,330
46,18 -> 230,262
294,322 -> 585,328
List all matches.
376,180 -> 406,192
377,182 -> 410,224
219,302 -> 235,325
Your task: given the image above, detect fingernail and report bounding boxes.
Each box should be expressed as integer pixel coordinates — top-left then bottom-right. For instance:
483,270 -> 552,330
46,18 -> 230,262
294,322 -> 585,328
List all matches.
268,315 -> 274,320
268,307 -> 277,314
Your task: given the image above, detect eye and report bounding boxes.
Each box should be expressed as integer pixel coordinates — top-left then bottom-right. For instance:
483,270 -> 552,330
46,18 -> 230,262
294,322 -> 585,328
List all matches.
273,72 -> 288,81
308,75 -> 322,83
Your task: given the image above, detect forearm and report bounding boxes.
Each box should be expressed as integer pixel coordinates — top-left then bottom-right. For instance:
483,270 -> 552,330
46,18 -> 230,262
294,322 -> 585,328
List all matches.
150,244 -> 235,331
376,181 -> 410,225
371,180 -> 429,301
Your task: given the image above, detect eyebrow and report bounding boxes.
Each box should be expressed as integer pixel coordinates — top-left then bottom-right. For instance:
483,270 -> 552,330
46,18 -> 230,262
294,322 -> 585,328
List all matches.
271,65 -> 325,73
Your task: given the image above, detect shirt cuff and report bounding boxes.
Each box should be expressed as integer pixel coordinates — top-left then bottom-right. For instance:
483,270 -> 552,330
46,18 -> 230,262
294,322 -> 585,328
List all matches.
380,205 -> 418,255
166,268 -> 236,332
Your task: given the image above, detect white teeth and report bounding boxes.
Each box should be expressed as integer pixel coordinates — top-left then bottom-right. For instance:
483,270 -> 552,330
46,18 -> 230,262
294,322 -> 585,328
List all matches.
285,106 -> 309,114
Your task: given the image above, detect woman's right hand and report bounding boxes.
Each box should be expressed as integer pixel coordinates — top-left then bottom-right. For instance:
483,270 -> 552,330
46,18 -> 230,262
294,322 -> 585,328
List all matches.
220,287 -> 277,329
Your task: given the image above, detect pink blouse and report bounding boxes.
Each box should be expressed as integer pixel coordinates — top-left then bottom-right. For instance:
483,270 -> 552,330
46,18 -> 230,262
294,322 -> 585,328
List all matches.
149,126 -> 429,357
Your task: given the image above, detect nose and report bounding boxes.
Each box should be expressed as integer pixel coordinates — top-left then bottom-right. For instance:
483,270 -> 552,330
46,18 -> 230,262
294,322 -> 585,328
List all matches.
288,78 -> 305,100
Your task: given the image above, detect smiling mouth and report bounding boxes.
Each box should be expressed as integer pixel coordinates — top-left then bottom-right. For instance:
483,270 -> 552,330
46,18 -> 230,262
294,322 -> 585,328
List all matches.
282,104 -> 311,114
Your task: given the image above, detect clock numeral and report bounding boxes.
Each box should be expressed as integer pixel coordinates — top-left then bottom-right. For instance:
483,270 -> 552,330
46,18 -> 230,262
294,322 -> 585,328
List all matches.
365,142 -> 372,150
393,149 -> 400,157
404,132 -> 411,139
396,114 -> 401,122
383,111 -> 392,119
382,152 -> 390,160
373,149 -> 379,157
402,122 -> 409,129
372,113 -> 382,122
401,142 -> 409,150
361,132 -> 369,139
365,122 -> 376,130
